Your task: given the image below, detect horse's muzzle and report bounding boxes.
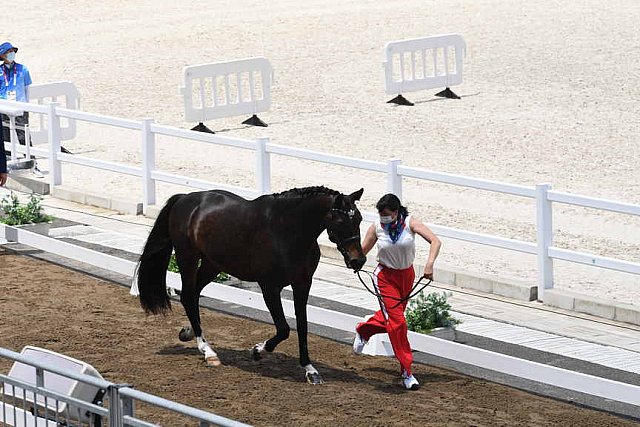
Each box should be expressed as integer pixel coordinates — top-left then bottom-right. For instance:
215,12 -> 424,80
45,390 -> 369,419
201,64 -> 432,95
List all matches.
348,256 -> 366,271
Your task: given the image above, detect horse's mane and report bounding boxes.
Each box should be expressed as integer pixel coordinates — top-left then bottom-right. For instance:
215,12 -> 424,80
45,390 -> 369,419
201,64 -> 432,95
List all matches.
273,186 -> 340,199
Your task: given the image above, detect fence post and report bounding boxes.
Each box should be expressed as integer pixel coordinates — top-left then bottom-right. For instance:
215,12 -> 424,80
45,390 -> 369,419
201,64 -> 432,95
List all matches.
108,384 -> 133,427
256,137 -> 271,195
47,102 -> 62,186
536,183 -> 553,301
122,395 -> 134,418
386,158 -> 402,199
141,118 -> 156,209
108,385 -> 123,427
9,115 -> 18,163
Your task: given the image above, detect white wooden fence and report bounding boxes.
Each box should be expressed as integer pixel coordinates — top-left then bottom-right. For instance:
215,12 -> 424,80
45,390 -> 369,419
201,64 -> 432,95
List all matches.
180,57 -> 272,128
0,98 -> 638,302
383,34 -> 466,103
1,225 -> 639,412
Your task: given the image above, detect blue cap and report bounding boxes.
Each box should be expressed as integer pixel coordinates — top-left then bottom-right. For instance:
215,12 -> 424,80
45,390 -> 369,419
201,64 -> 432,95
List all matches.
0,42 -> 18,56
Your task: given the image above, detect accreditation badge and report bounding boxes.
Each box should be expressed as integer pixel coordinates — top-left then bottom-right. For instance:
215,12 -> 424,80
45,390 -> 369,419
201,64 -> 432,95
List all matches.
7,90 -> 16,101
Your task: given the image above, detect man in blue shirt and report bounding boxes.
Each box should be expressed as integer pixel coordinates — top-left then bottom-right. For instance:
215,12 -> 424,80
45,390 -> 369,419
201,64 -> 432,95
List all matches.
0,41 -> 43,178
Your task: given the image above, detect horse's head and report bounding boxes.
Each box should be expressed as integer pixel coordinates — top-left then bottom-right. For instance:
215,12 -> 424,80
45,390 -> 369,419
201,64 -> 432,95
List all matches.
326,188 -> 366,271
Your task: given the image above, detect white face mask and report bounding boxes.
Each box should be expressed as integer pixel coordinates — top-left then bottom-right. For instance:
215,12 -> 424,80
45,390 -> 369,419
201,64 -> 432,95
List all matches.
5,51 -> 16,62
379,215 -> 394,224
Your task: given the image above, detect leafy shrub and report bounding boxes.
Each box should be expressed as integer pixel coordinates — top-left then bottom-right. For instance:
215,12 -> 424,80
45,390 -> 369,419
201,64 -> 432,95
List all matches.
0,193 -> 53,226
167,253 -> 230,283
405,291 -> 461,334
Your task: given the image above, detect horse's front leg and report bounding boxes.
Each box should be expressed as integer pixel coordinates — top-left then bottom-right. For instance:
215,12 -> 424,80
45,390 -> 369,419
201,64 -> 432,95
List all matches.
292,280 -> 323,385
251,283 -> 290,361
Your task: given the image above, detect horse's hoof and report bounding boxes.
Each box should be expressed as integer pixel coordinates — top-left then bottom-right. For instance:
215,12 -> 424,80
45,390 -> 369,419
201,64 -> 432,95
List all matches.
178,326 -> 195,342
306,371 -> 324,385
205,356 -> 221,367
250,345 -> 262,361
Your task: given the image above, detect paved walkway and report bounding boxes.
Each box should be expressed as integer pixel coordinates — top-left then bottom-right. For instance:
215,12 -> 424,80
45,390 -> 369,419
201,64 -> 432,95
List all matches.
2,189 -> 640,380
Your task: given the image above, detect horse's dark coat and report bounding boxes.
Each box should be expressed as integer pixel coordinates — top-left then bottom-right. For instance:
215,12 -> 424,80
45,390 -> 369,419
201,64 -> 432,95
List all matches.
136,186 -> 365,381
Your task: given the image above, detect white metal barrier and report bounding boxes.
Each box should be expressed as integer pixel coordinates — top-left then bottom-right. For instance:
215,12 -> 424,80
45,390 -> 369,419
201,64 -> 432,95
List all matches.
0,344 -> 251,427
383,34 -> 466,104
27,81 -> 79,144
0,99 -> 638,302
180,57 -> 272,131
1,225 -> 639,413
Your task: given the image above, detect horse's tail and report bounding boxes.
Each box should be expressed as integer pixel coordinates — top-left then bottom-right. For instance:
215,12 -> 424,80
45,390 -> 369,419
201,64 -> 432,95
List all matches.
137,194 -> 184,315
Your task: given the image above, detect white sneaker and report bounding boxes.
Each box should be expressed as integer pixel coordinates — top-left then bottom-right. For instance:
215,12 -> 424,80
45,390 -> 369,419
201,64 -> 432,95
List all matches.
402,371 -> 420,390
352,331 -> 367,355
32,166 -> 45,179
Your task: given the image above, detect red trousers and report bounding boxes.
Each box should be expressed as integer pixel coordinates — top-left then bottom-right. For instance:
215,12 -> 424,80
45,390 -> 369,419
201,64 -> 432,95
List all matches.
356,264 -> 415,375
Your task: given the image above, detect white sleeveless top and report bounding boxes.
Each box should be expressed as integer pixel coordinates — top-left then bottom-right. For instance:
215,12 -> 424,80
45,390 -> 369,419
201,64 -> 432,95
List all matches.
375,215 -> 416,270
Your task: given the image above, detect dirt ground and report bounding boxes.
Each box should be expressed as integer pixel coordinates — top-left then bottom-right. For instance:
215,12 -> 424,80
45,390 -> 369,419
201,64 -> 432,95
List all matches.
0,249 -> 636,427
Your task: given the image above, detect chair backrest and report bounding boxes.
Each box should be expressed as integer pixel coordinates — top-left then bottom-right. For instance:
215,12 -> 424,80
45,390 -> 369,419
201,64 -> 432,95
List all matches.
3,346 -> 104,423
28,81 -> 80,144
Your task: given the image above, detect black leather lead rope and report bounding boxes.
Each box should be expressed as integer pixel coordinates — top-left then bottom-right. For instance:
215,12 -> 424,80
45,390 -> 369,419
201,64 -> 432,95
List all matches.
355,269 -> 432,310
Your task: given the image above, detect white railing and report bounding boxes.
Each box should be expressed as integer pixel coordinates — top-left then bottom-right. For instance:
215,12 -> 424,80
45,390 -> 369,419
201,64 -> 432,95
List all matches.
0,346 -> 250,427
180,57 -> 272,127
1,99 -> 638,302
1,225 -> 639,412
383,34 -> 466,101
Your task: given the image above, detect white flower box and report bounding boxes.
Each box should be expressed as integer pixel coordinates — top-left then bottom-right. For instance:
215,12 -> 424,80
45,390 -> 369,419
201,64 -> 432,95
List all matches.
361,326 -> 458,357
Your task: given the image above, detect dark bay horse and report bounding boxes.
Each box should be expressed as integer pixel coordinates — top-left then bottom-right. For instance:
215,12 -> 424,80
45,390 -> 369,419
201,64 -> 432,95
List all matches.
136,186 -> 365,384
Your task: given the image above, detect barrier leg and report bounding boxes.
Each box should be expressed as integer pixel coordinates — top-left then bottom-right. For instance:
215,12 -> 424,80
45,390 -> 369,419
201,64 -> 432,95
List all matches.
386,94 -> 414,106
191,122 -> 215,133
435,87 -> 461,99
242,114 -> 268,127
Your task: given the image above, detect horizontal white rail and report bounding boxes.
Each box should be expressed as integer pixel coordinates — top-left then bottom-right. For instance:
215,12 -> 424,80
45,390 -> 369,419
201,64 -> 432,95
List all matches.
1,143 -> 48,159
150,170 -> 260,199
429,224 -> 538,254
399,165 -> 536,198
119,388 -> 250,427
547,191 -> 640,216
56,107 -> 142,130
549,247 -> 640,275
266,143 -> 387,172
1,99 -> 49,114
57,153 -> 143,177
0,225 -> 136,277
150,123 -> 259,150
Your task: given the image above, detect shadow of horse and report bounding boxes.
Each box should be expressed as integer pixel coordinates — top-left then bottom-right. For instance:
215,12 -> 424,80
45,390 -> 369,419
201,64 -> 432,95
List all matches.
157,344 -> 421,392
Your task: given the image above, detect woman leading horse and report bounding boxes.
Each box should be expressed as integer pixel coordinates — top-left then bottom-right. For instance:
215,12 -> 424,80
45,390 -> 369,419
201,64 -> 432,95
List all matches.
135,186 -> 365,384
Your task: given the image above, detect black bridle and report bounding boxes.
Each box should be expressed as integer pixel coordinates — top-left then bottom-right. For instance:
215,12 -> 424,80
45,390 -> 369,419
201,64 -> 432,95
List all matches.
355,269 -> 432,310
327,207 -> 361,256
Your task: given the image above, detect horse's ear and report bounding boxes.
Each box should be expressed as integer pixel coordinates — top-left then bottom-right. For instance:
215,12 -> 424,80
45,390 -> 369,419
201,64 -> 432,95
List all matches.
349,188 -> 364,202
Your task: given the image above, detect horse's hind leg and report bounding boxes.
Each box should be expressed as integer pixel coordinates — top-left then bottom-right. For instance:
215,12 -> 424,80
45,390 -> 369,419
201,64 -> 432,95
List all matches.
176,251 -> 220,366
251,282 -> 290,361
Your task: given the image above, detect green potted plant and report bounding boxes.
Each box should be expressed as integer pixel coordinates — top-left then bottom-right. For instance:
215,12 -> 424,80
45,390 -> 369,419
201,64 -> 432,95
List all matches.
167,253 -> 230,283
0,193 -> 53,233
406,291 -> 461,340
361,291 -> 461,356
